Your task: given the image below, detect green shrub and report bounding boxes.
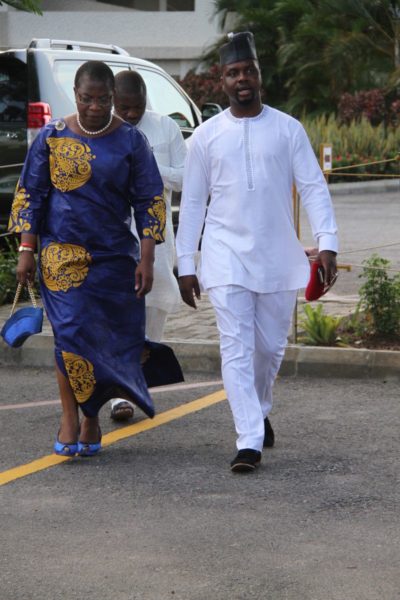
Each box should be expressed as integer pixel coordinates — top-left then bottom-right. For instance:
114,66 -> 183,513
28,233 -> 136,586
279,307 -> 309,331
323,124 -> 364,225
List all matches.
358,254 -> 400,336
0,238 -> 39,305
0,238 -> 19,305
300,303 -> 343,346
303,114 -> 399,181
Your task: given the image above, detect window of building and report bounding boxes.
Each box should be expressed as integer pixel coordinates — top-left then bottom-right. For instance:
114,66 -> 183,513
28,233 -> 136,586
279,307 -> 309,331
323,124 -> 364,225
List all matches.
166,0 -> 195,9
96,0 -> 194,10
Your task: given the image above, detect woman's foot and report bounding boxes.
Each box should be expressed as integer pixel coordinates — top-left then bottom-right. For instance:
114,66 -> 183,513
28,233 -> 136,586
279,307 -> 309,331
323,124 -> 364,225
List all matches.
58,417 -> 80,445
79,416 -> 100,443
54,366 -> 80,456
54,416 -> 80,456
78,416 -> 102,456
54,436 -> 78,457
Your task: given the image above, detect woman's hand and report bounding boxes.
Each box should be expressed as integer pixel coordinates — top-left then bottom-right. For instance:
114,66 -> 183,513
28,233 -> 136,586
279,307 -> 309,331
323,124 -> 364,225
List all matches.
16,252 -> 36,285
135,238 -> 156,298
135,259 -> 154,298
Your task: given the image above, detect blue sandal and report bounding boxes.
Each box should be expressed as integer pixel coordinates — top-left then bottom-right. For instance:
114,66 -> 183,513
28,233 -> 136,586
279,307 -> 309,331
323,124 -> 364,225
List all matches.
53,435 -> 78,457
77,428 -> 102,457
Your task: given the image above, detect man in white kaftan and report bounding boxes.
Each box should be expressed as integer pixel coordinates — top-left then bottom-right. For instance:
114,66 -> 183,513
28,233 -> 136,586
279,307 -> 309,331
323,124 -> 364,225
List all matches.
176,32 -> 338,472
110,70 -> 186,421
135,109 -> 184,338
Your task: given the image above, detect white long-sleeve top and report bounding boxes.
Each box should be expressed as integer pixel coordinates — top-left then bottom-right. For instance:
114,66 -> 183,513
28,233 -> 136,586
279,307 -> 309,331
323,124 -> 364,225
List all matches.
135,110 -> 187,312
176,105 -> 338,293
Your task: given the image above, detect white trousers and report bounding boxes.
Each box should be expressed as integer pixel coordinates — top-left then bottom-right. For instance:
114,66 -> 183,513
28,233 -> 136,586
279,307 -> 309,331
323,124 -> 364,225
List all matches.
145,306 -> 168,342
208,286 -> 297,452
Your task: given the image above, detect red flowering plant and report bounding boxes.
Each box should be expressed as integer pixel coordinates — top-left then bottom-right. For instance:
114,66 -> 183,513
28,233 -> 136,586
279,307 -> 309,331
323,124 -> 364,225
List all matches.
177,64 -> 229,110
332,151 -> 398,182
338,93 -> 362,125
389,99 -> 400,126
338,89 -> 397,127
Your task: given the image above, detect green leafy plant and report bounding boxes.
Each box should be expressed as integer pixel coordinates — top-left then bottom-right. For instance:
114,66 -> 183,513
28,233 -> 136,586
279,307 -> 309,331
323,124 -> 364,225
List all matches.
0,1 -> 42,14
0,238 -> 41,305
213,0 -> 400,116
300,303 -> 343,346
0,238 -> 19,305
303,114 -> 399,182
358,254 -> 400,336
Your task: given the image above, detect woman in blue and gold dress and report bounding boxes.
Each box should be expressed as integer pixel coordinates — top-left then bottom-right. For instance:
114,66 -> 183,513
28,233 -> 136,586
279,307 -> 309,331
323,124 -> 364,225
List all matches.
9,61 -> 165,457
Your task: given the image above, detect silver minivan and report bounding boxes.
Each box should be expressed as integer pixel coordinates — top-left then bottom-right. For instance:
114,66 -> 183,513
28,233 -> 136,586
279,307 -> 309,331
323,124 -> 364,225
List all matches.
0,38 -> 204,231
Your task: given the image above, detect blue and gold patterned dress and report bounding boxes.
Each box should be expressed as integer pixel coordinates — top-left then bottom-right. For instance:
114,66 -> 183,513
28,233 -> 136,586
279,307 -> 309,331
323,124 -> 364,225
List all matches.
8,119 -> 165,418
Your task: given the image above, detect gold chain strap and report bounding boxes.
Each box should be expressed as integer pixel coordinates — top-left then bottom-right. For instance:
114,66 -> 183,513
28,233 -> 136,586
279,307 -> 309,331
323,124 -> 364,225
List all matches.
10,282 -> 38,316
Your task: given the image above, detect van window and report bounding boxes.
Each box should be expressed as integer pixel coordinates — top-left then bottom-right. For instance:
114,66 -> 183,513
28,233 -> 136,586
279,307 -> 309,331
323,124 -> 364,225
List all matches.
52,60 -> 131,106
137,68 -> 195,128
52,60 -> 196,129
0,58 -> 27,123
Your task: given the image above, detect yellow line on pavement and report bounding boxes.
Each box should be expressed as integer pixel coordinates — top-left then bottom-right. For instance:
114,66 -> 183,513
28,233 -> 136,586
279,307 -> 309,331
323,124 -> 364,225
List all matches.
0,380 -> 224,411
0,389 -> 226,487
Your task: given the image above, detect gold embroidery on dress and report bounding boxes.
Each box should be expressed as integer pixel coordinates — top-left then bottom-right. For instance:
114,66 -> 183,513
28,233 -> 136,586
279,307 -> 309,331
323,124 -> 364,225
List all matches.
143,194 -> 166,242
41,242 -> 92,292
46,137 -> 95,192
62,351 -> 96,403
8,180 -> 32,233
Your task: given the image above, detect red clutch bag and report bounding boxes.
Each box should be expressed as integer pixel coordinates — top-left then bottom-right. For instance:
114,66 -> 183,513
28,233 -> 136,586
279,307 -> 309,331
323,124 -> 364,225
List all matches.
305,260 -> 325,301
305,256 -> 338,301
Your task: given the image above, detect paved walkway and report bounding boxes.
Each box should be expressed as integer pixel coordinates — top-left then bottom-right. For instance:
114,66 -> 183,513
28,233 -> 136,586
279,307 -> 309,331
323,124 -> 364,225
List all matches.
1,178 -> 399,374
0,290 -> 358,344
163,291 -> 359,343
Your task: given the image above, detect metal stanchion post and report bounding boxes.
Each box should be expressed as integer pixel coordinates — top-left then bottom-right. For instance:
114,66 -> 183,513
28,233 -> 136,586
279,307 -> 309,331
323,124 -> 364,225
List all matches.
292,185 -> 300,344
320,143 -> 332,182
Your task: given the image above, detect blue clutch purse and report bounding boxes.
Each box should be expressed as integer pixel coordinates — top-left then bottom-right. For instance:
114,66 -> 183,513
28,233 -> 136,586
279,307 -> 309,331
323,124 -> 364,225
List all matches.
1,282 -> 43,348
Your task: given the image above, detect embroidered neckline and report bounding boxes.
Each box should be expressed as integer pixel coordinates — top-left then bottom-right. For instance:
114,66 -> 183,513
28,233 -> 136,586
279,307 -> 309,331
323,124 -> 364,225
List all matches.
224,105 -> 268,124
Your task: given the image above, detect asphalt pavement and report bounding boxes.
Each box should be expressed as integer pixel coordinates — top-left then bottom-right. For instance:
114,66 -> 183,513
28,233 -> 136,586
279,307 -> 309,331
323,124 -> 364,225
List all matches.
0,368 -> 399,600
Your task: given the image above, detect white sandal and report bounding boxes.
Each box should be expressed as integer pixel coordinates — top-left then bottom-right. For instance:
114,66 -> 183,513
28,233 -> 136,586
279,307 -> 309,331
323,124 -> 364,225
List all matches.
110,399 -> 134,422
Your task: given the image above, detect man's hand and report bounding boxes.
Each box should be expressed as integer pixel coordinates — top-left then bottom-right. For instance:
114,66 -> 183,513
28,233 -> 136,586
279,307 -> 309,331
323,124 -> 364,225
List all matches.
178,274 -> 201,309
319,250 -> 338,288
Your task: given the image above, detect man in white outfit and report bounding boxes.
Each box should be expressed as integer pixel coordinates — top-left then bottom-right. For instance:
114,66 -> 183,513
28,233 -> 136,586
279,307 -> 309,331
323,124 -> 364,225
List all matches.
176,32 -> 338,472
110,70 -> 186,421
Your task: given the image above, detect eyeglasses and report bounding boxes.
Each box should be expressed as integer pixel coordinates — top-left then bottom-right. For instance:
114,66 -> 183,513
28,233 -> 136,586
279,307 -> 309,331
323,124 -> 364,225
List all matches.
76,93 -> 113,107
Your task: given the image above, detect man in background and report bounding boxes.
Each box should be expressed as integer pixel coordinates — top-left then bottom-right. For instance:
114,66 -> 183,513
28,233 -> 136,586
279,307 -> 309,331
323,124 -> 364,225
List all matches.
111,70 -> 187,421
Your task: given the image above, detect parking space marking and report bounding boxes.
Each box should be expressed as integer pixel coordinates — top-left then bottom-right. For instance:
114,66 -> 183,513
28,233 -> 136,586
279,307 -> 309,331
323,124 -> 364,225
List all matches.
0,388 -> 226,487
0,380 -> 224,411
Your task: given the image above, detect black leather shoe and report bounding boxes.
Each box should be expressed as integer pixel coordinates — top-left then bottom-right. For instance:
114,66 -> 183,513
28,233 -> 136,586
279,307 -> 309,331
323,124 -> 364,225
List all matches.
230,449 -> 262,473
263,417 -> 275,448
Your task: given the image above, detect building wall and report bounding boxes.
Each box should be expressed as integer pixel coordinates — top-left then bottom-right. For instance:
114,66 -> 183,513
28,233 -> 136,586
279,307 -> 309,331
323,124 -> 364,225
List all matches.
0,0 -> 223,77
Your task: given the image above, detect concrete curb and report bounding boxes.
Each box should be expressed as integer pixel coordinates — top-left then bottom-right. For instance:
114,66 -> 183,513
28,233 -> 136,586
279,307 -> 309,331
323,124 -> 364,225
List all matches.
167,341 -> 400,380
329,178 -> 399,196
1,336 -> 399,380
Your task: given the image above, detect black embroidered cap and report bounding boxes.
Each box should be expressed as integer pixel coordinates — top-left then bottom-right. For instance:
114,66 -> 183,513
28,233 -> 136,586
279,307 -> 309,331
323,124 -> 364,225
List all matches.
219,32 -> 258,66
